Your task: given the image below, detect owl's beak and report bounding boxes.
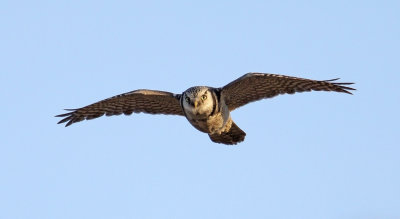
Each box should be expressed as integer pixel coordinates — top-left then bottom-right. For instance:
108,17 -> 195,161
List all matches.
194,100 -> 199,108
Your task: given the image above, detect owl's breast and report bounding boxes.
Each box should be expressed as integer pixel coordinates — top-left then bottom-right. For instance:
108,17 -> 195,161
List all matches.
185,112 -> 230,134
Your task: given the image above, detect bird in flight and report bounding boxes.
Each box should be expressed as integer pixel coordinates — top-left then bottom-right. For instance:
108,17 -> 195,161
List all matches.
56,73 -> 355,145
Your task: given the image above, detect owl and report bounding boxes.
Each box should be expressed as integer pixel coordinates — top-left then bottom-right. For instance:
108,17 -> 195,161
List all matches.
56,73 -> 355,145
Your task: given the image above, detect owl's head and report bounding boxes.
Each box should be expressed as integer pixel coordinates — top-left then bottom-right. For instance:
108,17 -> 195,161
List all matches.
182,86 -> 214,117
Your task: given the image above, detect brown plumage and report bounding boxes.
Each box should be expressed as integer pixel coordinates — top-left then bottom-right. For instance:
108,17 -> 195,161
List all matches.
222,73 -> 354,111
56,73 -> 355,144
56,89 -> 183,127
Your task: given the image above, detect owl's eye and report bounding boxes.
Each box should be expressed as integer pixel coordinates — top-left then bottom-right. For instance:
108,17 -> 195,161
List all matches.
201,94 -> 207,100
185,97 -> 190,103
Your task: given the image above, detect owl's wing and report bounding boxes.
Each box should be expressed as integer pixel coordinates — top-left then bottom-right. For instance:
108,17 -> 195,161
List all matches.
221,73 -> 355,111
56,89 -> 183,126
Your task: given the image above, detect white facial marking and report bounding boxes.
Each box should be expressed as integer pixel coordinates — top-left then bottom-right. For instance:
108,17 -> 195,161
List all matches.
182,87 -> 214,117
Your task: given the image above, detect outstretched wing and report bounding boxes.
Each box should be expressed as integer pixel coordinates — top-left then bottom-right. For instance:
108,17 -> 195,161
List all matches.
56,89 -> 184,126
221,73 -> 355,111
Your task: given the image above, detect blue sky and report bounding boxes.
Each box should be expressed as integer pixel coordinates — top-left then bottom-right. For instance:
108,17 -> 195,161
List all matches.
1,0 -> 399,218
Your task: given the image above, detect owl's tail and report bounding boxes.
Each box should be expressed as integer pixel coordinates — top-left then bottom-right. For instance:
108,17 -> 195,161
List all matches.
208,121 -> 246,145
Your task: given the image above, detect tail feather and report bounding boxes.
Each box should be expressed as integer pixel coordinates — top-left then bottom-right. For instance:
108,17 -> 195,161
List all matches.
208,122 -> 246,145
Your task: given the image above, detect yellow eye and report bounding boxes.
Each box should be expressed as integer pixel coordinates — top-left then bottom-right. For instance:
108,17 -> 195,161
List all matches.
201,95 -> 207,100
185,97 -> 190,103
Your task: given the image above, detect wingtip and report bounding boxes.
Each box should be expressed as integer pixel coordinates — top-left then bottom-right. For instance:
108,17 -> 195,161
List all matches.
55,108 -> 77,117
329,79 -> 356,95
340,85 -> 356,95
325,78 -> 340,82
65,121 -> 73,127
56,109 -> 76,126
343,90 -> 354,95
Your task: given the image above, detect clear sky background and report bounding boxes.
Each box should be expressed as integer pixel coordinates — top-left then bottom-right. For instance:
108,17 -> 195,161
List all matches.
1,0 -> 399,218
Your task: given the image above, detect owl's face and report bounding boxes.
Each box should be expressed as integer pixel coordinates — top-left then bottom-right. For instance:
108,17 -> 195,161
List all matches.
182,86 -> 214,117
